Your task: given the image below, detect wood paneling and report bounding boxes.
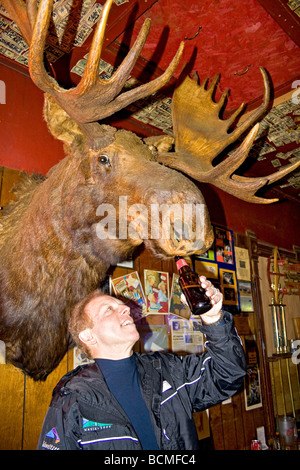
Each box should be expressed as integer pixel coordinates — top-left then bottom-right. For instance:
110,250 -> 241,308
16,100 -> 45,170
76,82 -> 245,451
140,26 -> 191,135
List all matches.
22,353 -> 70,450
0,166 -> 22,207
0,364 -> 24,450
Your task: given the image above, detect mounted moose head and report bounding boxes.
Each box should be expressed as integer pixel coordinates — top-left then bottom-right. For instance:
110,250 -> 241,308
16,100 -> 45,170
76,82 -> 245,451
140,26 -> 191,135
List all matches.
0,0 -> 299,380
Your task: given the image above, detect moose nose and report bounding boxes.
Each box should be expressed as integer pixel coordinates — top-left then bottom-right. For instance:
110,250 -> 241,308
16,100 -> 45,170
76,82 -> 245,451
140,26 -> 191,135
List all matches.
142,186 -> 214,257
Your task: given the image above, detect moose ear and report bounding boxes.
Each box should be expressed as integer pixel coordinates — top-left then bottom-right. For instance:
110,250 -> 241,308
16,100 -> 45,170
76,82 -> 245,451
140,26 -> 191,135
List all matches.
143,135 -> 174,156
43,94 -> 86,150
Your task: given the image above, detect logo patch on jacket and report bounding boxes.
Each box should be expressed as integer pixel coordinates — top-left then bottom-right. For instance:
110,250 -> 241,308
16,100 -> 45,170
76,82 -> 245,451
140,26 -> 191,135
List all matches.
82,417 -> 112,431
41,428 -> 61,450
162,380 -> 172,392
46,427 -> 60,443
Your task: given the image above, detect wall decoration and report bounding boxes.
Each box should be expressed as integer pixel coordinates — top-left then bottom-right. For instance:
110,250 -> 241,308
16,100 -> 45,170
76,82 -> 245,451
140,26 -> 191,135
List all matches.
214,227 -> 234,265
195,245 -> 215,261
220,268 -> 239,306
111,271 -> 147,314
169,273 -> 191,320
116,258 -> 134,269
73,347 -> 94,368
234,247 -> 251,281
194,259 -> 218,280
238,281 -> 254,312
144,270 -> 169,314
244,363 -> 263,411
244,336 -> 262,410
169,318 -> 204,354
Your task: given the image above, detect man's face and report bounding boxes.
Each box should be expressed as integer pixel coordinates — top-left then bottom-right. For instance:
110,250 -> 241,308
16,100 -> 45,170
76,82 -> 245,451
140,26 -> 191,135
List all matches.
85,295 -> 140,357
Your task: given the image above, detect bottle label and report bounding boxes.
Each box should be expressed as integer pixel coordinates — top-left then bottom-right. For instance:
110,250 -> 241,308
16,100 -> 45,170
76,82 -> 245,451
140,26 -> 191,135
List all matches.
182,284 -> 201,289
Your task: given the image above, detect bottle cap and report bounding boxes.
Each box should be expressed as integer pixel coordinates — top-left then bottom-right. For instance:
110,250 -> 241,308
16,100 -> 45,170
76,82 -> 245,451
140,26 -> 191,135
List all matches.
175,257 -> 188,270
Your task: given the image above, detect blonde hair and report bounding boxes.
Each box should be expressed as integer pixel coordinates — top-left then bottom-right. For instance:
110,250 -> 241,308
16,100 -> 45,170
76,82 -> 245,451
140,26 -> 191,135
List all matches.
69,289 -> 104,359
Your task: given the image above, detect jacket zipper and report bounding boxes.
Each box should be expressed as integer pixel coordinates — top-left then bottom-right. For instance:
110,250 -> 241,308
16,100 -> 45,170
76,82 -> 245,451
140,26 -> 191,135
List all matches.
78,435 -> 139,446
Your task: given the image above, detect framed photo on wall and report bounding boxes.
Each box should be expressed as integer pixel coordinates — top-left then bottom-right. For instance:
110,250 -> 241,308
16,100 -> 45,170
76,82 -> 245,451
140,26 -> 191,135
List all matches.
219,268 -> 239,306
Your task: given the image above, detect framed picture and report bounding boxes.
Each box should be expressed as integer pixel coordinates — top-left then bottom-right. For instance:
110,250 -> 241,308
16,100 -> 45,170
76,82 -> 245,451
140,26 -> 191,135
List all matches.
194,259 -> 218,279
244,364 -> 262,410
73,347 -> 94,368
194,245 -> 215,261
220,268 -> 239,306
238,281 -> 254,312
215,227 -> 234,265
169,273 -> 191,320
169,318 -> 204,354
234,247 -> 251,281
111,271 -> 147,315
144,269 -> 169,314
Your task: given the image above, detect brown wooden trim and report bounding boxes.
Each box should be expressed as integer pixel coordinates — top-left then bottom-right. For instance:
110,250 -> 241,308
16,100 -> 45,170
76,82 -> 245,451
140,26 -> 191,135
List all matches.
246,230 -> 276,439
257,0 -> 300,47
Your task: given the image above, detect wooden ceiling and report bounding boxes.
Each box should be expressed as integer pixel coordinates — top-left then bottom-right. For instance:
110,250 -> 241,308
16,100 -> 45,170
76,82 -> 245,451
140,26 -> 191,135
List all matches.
0,0 -> 299,203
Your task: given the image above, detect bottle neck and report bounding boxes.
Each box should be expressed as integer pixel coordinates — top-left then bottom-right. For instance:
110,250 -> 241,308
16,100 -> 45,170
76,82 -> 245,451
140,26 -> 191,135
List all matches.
175,257 -> 189,271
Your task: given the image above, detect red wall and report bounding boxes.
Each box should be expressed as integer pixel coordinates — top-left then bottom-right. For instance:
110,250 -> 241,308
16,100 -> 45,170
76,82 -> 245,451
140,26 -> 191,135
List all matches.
199,183 -> 300,252
0,63 -> 299,252
0,64 -> 64,175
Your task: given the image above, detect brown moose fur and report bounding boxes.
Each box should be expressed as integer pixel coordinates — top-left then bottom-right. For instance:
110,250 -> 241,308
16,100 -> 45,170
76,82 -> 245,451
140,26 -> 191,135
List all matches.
0,97 -> 213,380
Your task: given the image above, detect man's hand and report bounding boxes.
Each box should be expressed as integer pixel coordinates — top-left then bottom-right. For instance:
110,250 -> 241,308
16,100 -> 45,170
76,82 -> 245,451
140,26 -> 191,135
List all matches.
199,276 -> 223,324
180,275 -> 224,324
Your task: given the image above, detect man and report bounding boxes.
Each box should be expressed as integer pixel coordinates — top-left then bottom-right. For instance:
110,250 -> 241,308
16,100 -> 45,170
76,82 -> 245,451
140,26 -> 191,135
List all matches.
37,276 -> 246,450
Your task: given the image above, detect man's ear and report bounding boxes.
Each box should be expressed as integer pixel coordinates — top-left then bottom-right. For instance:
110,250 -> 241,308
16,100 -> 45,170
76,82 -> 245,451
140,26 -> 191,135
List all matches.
78,328 -> 97,347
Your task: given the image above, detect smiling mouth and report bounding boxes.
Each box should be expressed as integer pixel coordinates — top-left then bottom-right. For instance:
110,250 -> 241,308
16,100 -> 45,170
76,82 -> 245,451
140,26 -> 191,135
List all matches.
121,319 -> 134,327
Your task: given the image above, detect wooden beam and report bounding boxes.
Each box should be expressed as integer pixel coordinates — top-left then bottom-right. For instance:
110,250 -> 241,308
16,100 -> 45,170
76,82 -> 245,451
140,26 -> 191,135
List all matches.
257,0 -> 300,47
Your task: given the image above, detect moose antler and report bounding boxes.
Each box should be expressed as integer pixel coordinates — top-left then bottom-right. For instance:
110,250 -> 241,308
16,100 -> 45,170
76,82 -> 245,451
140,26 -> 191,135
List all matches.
157,70 -> 300,203
2,0 -> 184,148
0,0 -> 36,45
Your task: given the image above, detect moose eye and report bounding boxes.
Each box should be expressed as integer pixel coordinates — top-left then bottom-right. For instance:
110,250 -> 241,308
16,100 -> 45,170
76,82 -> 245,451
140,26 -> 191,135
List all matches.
98,154 -> 111,167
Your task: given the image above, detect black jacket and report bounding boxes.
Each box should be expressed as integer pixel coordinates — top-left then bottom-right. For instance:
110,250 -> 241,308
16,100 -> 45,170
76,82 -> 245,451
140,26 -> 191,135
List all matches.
37,312 -> 246,450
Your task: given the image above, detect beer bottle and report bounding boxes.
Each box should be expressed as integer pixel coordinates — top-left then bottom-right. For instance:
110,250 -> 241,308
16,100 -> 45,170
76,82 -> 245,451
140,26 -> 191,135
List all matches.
175,256 -> 212,316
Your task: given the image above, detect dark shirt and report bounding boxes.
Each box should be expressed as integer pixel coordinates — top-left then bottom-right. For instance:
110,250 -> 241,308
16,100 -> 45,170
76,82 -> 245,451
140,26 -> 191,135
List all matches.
95,355 -> 159,450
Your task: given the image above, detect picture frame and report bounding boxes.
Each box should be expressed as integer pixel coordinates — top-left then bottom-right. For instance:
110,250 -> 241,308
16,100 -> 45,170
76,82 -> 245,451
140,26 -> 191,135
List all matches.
144,269 -> 169,314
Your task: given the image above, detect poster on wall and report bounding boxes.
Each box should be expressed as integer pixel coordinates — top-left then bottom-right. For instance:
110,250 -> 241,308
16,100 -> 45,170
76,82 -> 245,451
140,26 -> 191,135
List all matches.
219,268 -> 239,306
73,347 -> 94,368
238,281 -> 254,312
234,247 -> 251,281
169,273 -> 191,320
244,336 -> 262,410
111,271 -> 147,315
170,318 -> 204,354
194,259 -> 218,280
244,363 -> 262,411
215,226 -> 234,264
144,269 -> 169,314
195,244 -> 215,261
